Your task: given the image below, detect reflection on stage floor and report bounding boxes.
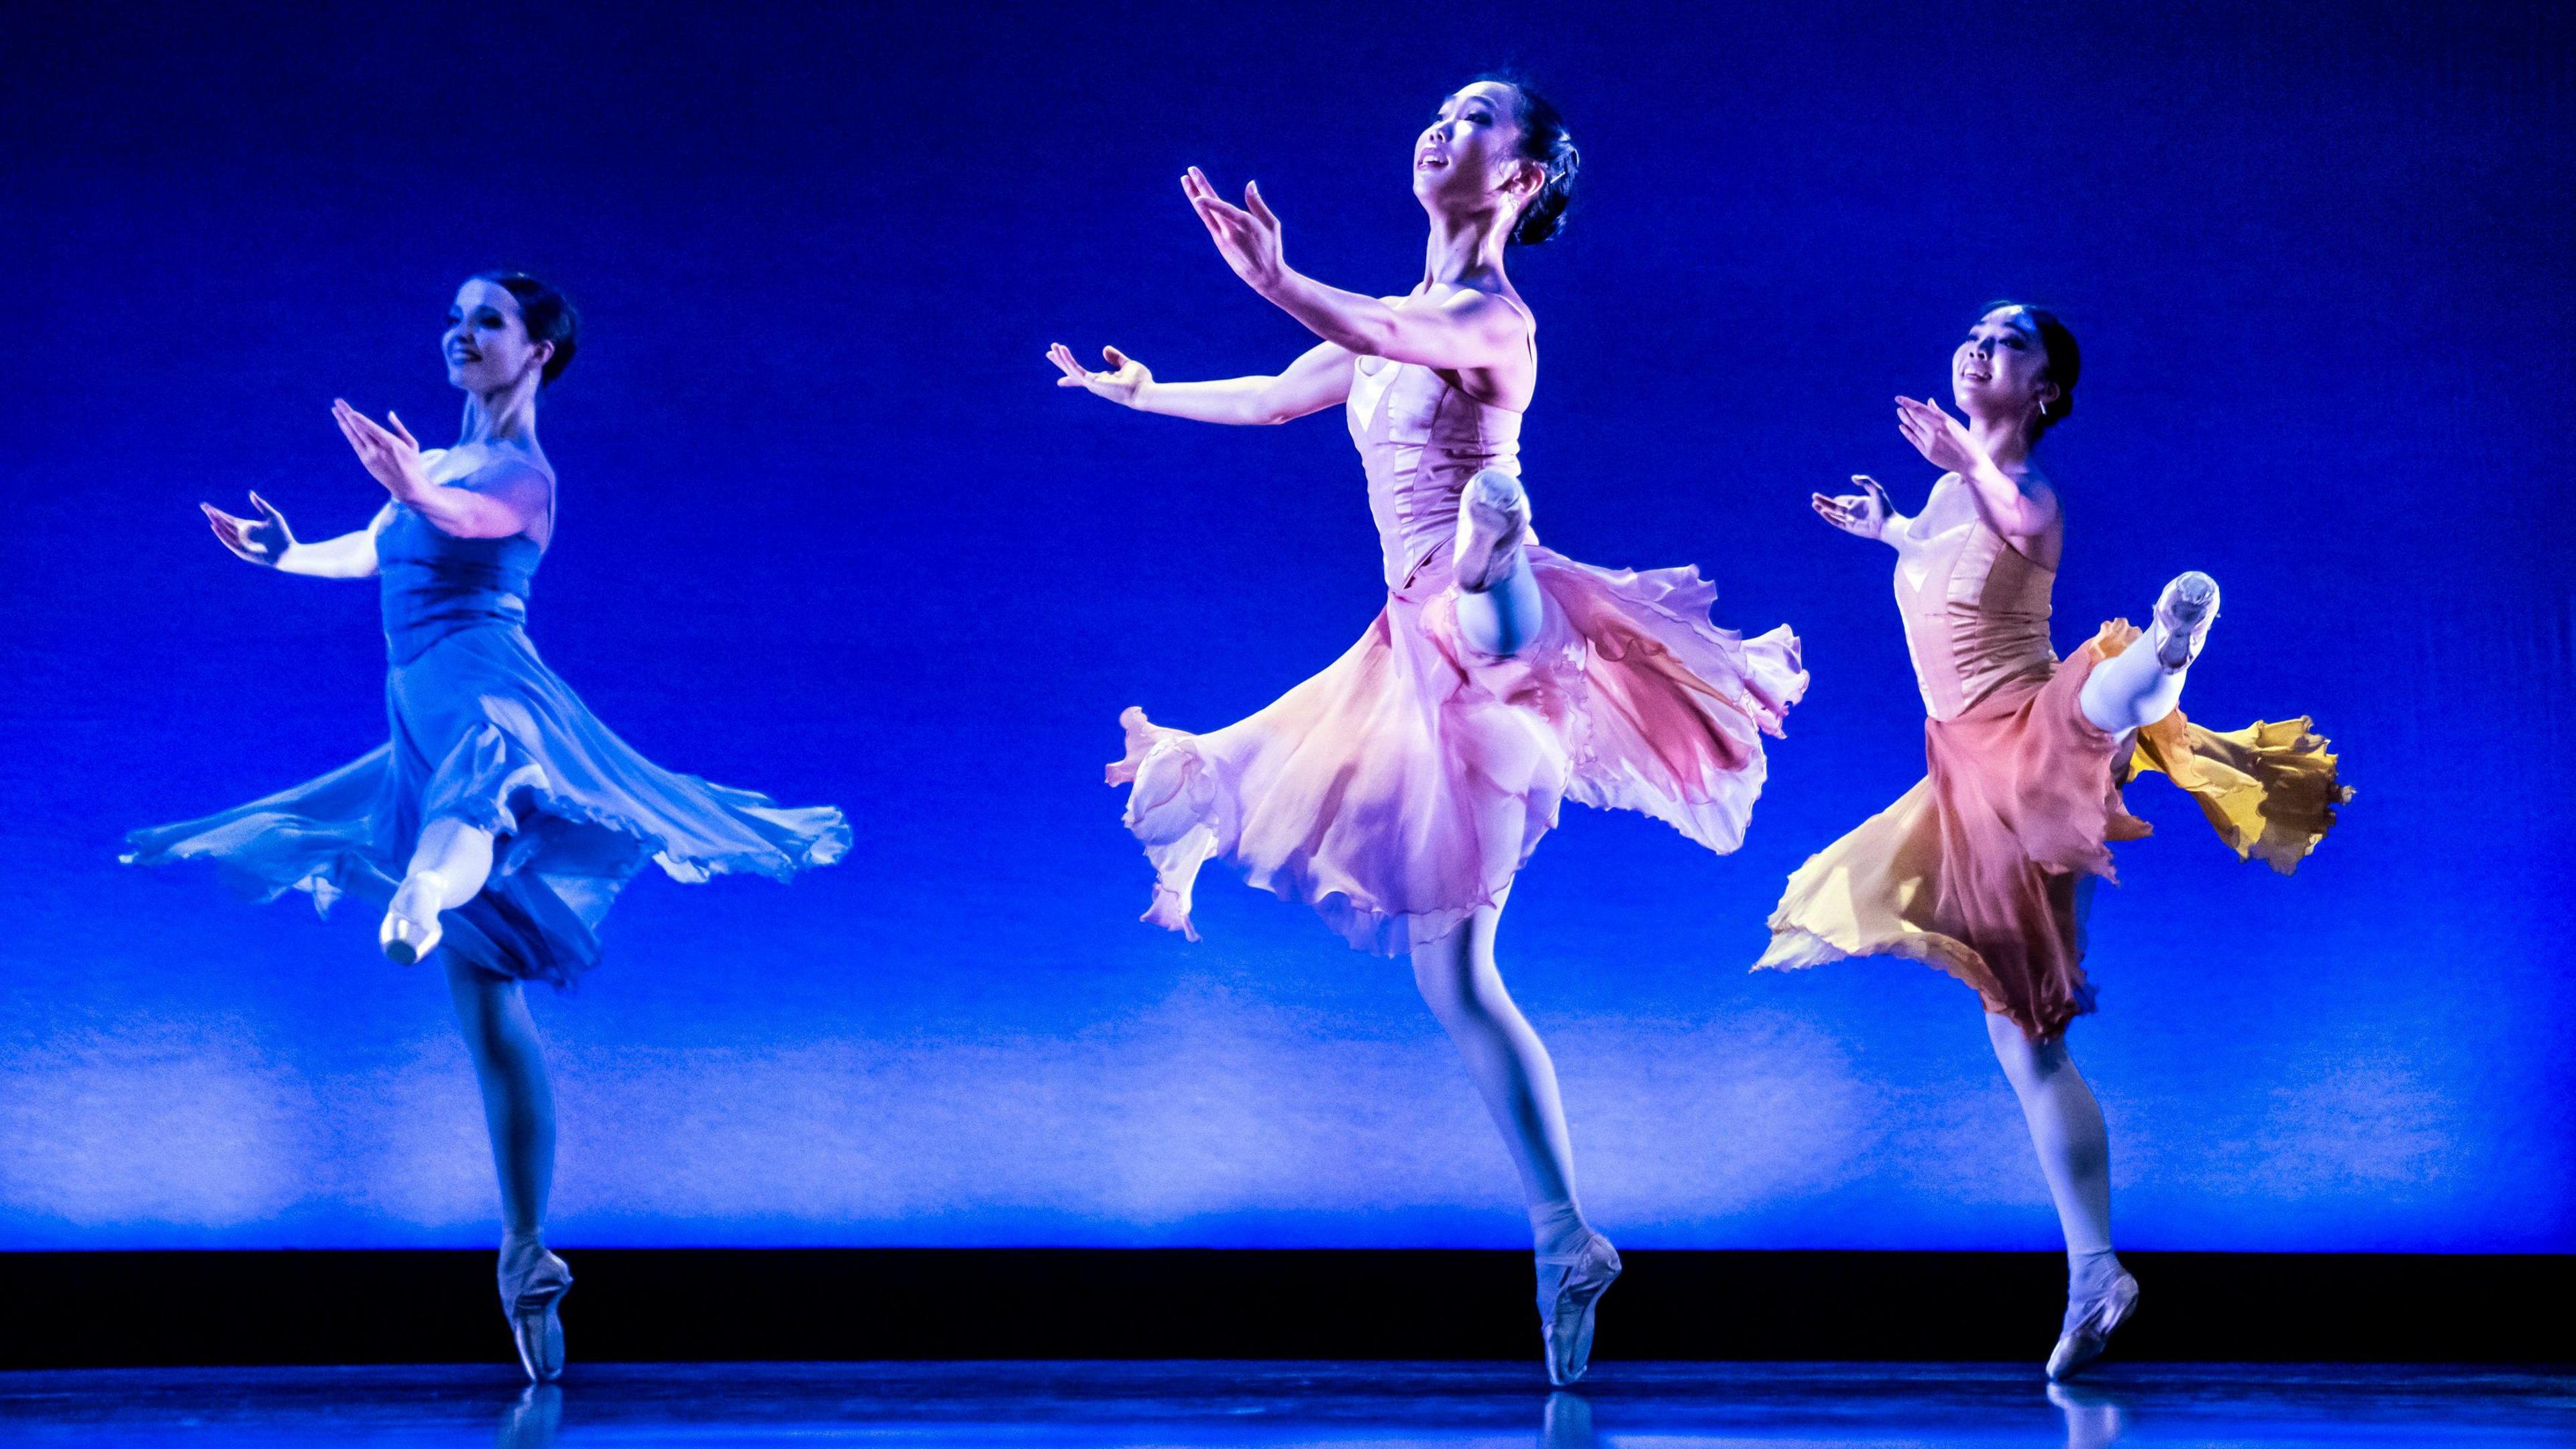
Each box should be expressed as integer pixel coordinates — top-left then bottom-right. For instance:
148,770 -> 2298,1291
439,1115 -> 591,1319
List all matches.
1,1360 -> 2567,1446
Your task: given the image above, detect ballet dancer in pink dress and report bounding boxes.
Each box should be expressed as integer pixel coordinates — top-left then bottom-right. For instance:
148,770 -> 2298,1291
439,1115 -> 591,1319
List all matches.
1050,78 -> 1806,1383
1773,303 -> 2348,1379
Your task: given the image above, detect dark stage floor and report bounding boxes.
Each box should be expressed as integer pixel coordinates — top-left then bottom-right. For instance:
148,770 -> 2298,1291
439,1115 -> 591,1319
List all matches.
2,1362 -> 2570,1446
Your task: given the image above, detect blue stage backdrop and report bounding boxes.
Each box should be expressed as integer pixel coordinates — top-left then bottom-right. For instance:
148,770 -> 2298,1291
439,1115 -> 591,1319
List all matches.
1,1 -> 2567,1252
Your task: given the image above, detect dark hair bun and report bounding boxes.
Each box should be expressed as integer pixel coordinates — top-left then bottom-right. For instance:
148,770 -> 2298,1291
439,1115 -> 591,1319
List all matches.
1982,299 -> 2080,438
1468,74 -> 1579,247
474,270 -> 580,386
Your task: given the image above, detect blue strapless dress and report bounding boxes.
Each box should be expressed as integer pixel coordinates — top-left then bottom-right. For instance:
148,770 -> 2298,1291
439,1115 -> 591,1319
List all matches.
125,503 -> 849,985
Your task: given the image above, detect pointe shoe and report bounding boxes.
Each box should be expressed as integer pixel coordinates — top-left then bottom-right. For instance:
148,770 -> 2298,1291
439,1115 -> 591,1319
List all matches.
378,871 -> 446,965
2150,571 -> 2220,669
2045,1268 -> 2139,1382
1454,468 -> 1532,592
499,1236 -> 573,1384
1536,1230 -> 1621,1387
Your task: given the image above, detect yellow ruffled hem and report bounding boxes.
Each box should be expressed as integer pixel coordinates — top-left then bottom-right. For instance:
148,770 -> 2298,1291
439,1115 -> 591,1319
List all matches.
2092,617 -> 2355,875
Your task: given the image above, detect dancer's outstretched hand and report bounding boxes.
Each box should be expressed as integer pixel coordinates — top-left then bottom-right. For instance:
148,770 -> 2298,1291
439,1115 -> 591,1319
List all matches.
202,492 -> 297,566
333,398 -> 433,500
1047,343 -> 1153,407
1183,167 -> 1287,292
1895,395 -> 1988,477
1812,476 -> 1892,540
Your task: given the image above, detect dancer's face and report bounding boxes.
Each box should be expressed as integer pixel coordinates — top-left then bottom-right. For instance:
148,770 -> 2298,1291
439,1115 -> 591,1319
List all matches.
1951,307 -> 2055,421
443,279 -> 551,393
1415,81 -> 1541,223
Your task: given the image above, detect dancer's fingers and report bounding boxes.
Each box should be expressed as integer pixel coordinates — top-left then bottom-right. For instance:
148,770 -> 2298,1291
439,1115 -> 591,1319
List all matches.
1244,180 -> 1277,228
1102,345 -> 1129,370
386,411 -> 419,451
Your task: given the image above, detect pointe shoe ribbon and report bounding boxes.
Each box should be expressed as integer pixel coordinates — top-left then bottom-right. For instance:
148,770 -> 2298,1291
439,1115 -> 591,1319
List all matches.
499,1237 -> 574,1384
1454,468 -> 1532,592
1535,1230 -> 1621,1387
378,870 -> 448,965
2151,572 -> 2220,669
2045,1269 -> 2139,1382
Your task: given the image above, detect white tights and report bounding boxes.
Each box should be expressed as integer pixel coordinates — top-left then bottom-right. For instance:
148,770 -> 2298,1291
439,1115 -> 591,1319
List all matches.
2075,588 -> 2205,735
394,819 -> 558,1242
1455,549 -> 1545,659
1412,899 -> 1592,1255
1986,1014 -> 2113,1258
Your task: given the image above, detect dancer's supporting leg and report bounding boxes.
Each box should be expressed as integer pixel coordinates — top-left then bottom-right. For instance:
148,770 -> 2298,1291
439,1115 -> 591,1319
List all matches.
380,816 -> 498,964
2078,571 -> 2219,735
1413,896 -> 1620,1385
1454,468 -> 1545,658
449,955 -> 574,1383
1986,1013 -> 2137,1380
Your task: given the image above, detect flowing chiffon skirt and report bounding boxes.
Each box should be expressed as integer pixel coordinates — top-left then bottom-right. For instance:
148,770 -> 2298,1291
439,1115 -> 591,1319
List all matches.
1108,545 -> 1807,955
1756,622 -> 2350,1040
125,623 -> 849,986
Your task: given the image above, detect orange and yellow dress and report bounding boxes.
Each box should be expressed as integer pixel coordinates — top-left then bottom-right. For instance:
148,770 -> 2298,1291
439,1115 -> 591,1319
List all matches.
1757,515 -> 2349,1040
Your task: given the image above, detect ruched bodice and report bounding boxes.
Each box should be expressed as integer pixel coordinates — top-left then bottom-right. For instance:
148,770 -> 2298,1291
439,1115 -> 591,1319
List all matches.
1109,307 -> 1807,955
1892,512 -> 2057,720
378,504 -> 542,664
1346,357 -> 1524,594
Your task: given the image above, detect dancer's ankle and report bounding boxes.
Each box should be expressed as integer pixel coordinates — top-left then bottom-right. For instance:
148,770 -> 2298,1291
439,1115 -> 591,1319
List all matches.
396,867 -> 452,914
2068,1246 -> 2125,1297
1529,1199 -> 1591,1258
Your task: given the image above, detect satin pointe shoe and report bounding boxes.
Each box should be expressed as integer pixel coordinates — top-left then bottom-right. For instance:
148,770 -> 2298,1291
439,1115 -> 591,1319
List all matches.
1454,468 -> 1532,592
1536,1230 -> 1621,1387
2151,571 -> 2220,669
498,1236 -> 574,1383
378,870 -> 447,965
2045,1267 -> 2139,1382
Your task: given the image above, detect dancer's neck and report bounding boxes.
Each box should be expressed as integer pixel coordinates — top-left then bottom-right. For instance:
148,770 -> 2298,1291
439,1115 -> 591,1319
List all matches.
458,378 -> 541,451
1421,207 -> 1514,291
1966,410 -> 2035,472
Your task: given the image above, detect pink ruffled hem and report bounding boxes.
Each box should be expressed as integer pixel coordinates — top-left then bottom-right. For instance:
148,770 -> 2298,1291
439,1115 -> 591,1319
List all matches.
1108,546 -> 1806,955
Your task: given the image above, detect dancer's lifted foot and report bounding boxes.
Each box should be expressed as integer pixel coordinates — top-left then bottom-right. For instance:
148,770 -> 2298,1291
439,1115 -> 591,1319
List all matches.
1454,468 -> 1532,592
1536,1229 -> 1621,1386
378,870 -> 449,965
499,1232 -> 573,1383
2151,570 -> 2219,669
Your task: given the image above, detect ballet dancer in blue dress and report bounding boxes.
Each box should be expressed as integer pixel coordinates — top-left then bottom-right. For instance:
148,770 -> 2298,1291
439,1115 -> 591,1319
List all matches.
126,272 -> 849,1381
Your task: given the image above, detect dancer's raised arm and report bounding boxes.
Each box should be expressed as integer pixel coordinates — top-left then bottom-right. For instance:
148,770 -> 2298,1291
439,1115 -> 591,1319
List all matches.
1896,394 -> 2058,545
333,399 -> 549,541
1047,339 -> 1355,425
1811,476 -> 1907,546
200,492 -> 384,578
1182,168 -> 1533,373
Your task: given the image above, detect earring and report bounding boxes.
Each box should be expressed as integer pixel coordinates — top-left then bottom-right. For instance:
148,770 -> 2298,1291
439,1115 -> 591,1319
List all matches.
2036,397 -> 2049,417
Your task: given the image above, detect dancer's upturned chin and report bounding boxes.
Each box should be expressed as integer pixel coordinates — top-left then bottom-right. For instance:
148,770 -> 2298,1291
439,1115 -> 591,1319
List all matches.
1771,303 -> 2350,1381
1052,77 -> 1807,1384
127,274 -> 849,1381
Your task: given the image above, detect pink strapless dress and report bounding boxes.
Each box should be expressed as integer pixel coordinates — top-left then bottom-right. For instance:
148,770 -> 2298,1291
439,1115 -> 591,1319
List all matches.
1756,512 -> 2348,1040
1108,350 -> 1808,955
